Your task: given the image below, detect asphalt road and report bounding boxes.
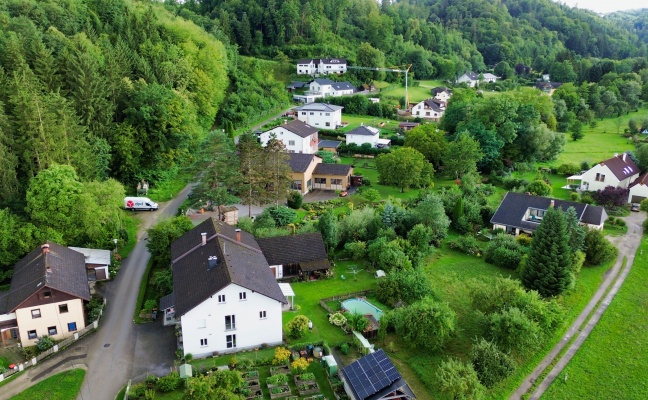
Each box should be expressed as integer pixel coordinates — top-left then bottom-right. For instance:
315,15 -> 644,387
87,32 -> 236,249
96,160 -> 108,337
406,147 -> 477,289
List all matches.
77,183 -> 194,400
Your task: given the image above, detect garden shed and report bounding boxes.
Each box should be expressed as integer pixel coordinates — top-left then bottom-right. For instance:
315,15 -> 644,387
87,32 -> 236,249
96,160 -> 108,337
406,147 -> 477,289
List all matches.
322,355 -> 338,375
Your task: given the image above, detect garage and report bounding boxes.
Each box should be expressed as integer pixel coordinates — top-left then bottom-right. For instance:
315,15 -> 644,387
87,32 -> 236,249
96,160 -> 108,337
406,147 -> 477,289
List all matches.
630,195 -> 646,204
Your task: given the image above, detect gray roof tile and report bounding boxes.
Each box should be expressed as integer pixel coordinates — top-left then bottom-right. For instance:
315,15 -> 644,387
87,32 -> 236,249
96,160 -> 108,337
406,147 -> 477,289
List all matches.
257,233 -> 329,267
277,119 -> 318,138
289,153 -> 318,173
314,163 -> 352,176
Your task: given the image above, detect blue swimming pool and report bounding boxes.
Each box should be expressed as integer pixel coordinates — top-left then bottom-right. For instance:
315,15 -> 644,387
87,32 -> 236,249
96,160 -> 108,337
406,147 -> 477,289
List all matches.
341,298 -> 384,321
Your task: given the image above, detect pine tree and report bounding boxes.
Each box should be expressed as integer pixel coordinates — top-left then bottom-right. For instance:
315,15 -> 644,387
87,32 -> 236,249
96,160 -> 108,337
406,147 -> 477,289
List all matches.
264,135 -> 292,207
237,132 -> 267,217
521,206 -> 572,297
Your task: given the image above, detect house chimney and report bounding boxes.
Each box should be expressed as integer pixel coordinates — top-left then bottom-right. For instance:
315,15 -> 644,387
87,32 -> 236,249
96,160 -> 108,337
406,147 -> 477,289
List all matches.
41,244 -> 50,255
360,122 -> 363,127
235,229 -> 241,242
201,232 -> 207,246
614,153 -> 619,157
623,153 -> 627,161
284,119 -> 288,125
550,200 -> 555,208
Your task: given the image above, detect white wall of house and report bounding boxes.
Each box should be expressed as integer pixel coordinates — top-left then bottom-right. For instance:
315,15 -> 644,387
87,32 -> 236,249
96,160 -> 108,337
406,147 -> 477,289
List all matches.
297,62 -> 316,75
629,183 -> 648,203
269,264 -> 283,279
181,283 -> 283,358
332,87 -> 354,96
259,127 -> 317,154
580,165 -> 622,192
346,133 -> 379,147
457,75 -> 477,87
309,81 -> 334,96
411,102 -> 444,120
297,109 -> 341,129
434,92 -> 451,102
319,63 -> 346,74
15,299 -> 86,346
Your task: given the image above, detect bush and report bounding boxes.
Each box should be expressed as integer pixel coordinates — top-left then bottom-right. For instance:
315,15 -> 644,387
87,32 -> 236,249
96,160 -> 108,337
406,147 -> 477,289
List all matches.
449,235 -> 481,255
36,335 -> 54,352
515,233 -> 532,247
157,372 -> 180,392
484,234 -> 525,269
329,312 -> 347,327
556,163 -> 581,176
526,180 -> 552,196
584,229 -> 618,265
267,206 -> 298,226
272,347 -> 291,365
470,338 -> 516,388
502,177 -> 528,190
340,343 -> 349,355
344,241 -> 367,260
641,198 -> 648,212
285,315 -> 309,339
286,191 -> 303,209
570,192 -> 579,201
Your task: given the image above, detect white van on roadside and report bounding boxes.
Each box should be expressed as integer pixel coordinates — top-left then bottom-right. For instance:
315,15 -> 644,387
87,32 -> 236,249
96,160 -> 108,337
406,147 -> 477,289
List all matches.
124,197 -> 158,211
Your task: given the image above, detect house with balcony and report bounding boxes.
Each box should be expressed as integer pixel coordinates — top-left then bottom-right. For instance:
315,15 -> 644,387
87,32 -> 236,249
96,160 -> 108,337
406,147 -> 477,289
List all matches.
289,153 -> 353,194
565,153 -> 639,195
410,98 -> 446,121
0,243 -> 90,347
491,192 -> 607,236
166,218 -> 287,358
258,120 -> 319,154
295,103 -> 343,129
296,58 -> 347,75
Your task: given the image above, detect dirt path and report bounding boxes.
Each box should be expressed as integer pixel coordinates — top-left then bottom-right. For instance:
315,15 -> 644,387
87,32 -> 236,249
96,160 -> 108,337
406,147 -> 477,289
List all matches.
510,212 -> 645,399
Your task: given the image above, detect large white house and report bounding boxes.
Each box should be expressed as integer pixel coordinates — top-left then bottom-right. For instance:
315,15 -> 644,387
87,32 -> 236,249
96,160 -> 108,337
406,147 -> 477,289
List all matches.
629,172 -> 648,203
0,243 -> 90,347
456,72 -> 498,87
168,219 -> 286,358
307,79 -> 355,97
431,87 -> 452,103
410,98 -> 446,121
568,153 -> 640,193
345,125 -> 390,148
259,119 -> 319,154
296,58 -> 347,75
295,103 -> 343,129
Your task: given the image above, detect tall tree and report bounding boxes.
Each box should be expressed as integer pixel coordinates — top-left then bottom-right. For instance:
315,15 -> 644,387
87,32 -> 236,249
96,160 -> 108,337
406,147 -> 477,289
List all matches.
264,135 -> 292,207
237,132 -> 267,216
403,124 -> 447,167
376,147 -> 434,192
443,133 -> 483,179
521,206 -> 572,297
436,358 -> 486,400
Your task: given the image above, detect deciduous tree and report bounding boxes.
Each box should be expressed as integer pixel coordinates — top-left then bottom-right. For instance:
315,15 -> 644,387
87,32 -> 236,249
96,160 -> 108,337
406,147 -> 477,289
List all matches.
376,147 -> 433,192
392,298 -> 456,351
436,358 -> 485,400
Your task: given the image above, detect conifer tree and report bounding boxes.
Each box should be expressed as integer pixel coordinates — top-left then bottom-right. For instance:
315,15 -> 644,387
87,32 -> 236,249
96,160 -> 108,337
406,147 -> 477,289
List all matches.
521,206 -> 572,297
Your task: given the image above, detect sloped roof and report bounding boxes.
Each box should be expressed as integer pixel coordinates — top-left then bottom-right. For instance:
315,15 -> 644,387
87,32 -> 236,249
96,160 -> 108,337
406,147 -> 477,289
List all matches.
346,126 -> 379,136
599,153 -> 639,181
295,103 -> 344,112
331,82 -> 355,91
6,242 -> 90,312
630,172 -> 648,188
68,247 -> 111,266
318,140 -> 342,149
399,122 -> 420,128
171,218 -> 286,316
289,153 -> 319,173
314,163 -> 353,176
273,119 -> 318,138
490,192 -> 607,232
320,58 -> 346,65
297,59 -> 314,64
420,99 -> 445,112
159,292 -> 175,311
342,349 -> 414,400
287,81 -> 308,89
432,87 -> 452,96
312,78 -> 336,85
0,291 -> 9,314
460,72 -> 479,80
257,232 -> 329,268
482,73 -> 498,79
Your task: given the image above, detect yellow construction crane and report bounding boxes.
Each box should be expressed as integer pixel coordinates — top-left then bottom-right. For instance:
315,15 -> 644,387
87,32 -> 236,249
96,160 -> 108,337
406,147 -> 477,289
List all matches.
346,64 -> 413,110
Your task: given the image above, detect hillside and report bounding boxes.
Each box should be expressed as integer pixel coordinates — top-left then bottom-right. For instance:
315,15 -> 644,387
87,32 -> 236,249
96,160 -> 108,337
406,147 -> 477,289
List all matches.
606,8 -> 648,44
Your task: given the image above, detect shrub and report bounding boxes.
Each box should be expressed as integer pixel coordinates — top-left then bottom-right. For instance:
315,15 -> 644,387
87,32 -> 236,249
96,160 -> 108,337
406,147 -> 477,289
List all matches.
526,180 -> 552,196
470,339 -> 516,388
291,357 -> 310,373
157,372 -> 180,392
449,235 -> 481,255
515,233 -> 532,247
286,191 -> 303,209
267,373 -> 289,386
36,335 -> 54,352
502,177 -> 528,190
329,312 -> 347,327
487,307 -> 542,354
570,192 -> 579,201
286,315 -> 309,339
556,163 -> 581,176
272,347 -> 291,365
267,206 -> 298,226
340,343 -> 349,355
228,356 -> 238,369
344,241 -> 367,260
584,229 -> 618,265
641,198 -> 648,212
484,234 -> 525,269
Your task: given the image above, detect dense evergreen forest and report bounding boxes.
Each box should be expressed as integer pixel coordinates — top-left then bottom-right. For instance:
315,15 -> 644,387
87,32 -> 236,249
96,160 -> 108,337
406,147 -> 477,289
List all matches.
606,8 -> 648,45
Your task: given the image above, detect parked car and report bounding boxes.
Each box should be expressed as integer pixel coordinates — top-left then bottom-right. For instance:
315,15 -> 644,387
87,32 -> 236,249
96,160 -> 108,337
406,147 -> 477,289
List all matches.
631,203 -> 640,212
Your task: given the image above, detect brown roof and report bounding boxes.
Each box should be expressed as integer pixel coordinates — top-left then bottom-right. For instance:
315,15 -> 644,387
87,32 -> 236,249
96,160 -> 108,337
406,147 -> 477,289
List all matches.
600,153 -> 639,181
257,233 -> 329,269
630,172 -> 648,188
314,163 -> 352,176
280,119 -> 318,138
6,242 -> 90,312
171,218 -> 286,316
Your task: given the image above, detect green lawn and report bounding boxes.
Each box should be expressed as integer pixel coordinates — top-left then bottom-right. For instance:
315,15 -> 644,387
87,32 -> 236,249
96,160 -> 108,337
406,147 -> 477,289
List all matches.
118,214 -> 140,258
10,369 -> 85,400
510,171 -> 575,201
338,115 -> 400,135
0,356 -> 9,368
339,157 -> 423,200
379,82 -> 438,103
543,240 -> 648,399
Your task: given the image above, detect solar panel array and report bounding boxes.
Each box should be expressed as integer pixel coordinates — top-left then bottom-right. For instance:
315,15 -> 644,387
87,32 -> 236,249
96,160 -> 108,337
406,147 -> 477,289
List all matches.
343,350 -> 401,400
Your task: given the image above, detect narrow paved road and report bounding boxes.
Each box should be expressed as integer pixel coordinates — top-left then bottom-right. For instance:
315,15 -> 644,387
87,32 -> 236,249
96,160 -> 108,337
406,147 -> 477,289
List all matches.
77,184 -> 194,400
510,211 -> 645,399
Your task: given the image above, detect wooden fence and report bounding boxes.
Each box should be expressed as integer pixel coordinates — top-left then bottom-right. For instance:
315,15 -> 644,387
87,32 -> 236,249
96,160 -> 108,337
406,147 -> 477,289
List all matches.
319,290 -> 373,314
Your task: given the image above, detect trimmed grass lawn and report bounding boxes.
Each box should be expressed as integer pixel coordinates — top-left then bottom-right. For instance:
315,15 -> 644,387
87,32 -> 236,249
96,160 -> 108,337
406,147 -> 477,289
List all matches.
338,115 -> 400,134
511,171 -> 575,201
118,214 -> 140,258
10,368 -> 85,400
379,82 -> 438,103
339,157 -> 423,200
543,240 -> 648,399
146,172 -> 192,202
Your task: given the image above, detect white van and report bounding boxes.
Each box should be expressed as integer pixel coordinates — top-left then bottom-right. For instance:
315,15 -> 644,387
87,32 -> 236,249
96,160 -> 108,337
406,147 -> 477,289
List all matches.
124,197 -> 158,211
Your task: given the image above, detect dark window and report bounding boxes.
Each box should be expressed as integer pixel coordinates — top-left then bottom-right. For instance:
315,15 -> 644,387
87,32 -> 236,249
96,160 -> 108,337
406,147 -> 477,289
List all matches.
200,338 -> 208,347
259,311 -> 267,319
225,315 -> 236,330
226,334 -> 237,348
59,304 -> 69,313
31,309 -> 41,319
67,322 -> 77,332
48,326 -> 57,335
43,291 -> 51,298
218,295 -> 225,303
239,292 -> 246,300
28,330 -> 37,339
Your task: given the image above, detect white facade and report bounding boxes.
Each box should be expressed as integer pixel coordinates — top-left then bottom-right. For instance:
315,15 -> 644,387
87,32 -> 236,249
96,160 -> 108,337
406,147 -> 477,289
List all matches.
629,180 -> 648,203
482,73 -> 498,83
434,91 -> 451,102
411,100 -> 445,121
259,126 -> 318,154
457,74 -> 478,87
296,60 -> 316,75
309,80 -> 334,96
346,126 -> 380,147
319,59 -> 347,74
180,283 -> 283,358
296,105 -> 343,129
579,164 -> 637,192
15,298 -> 86,346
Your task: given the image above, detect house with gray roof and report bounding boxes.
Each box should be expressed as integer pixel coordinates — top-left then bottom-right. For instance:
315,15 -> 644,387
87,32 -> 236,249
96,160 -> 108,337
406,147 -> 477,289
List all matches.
491,192 -> 607,236
410,98 -> 446,121
167,218 -> 287,358
259,119 -> 319,154
257,233 -> 330,279
0,242 -> 91,347
296,58 -> 347,75
295,103 -> 343,129
346,125 -> 390,148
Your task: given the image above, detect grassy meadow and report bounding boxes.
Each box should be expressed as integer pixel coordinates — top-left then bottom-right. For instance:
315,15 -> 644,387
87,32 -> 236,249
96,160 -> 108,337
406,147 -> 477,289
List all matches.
9,369 -> 85,400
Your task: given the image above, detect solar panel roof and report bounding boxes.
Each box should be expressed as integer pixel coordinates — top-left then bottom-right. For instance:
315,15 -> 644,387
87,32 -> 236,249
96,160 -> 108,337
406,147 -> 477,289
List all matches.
342,349 -> 401,399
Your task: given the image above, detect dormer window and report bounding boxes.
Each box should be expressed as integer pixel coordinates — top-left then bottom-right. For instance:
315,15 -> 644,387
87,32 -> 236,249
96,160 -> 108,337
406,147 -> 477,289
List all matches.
526,208 -> 546,223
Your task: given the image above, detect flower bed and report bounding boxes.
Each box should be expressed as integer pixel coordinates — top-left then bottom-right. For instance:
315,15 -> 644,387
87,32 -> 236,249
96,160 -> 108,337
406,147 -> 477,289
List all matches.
244,379 -> 261,391
244,389 -> 263,400
270,365 -> 291,375
242,370 -> 259,380
294,372 -> 316,385
297,382 -> 321,396
269,385 -> 292,399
